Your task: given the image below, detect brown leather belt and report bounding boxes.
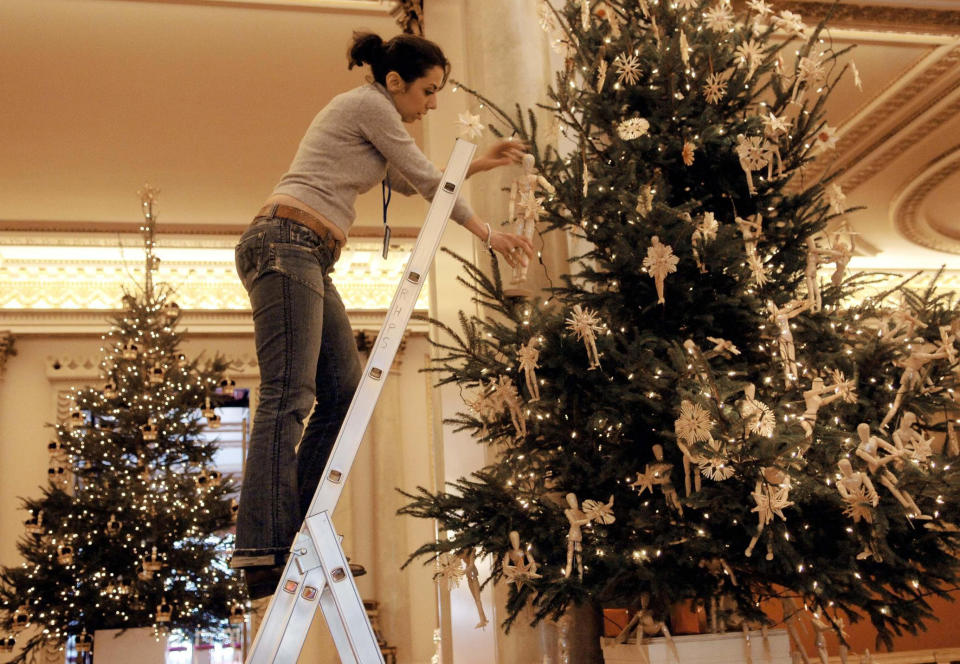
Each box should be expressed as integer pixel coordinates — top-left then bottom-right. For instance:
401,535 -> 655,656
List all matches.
256,203 -> 341,255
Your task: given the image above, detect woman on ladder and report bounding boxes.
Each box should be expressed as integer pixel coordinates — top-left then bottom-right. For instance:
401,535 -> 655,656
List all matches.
230,30 -> 534,601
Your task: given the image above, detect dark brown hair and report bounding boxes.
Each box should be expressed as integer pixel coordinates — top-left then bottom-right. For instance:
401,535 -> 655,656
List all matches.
347,31 -> 450,87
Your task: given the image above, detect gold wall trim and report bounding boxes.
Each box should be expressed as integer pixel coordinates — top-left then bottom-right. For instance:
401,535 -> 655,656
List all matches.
0,221 -> 420,240
0,234 -> 429,328
779,1 -> 960,35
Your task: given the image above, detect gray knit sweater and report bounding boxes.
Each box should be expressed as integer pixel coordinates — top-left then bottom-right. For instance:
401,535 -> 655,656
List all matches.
272,82 -> 475,235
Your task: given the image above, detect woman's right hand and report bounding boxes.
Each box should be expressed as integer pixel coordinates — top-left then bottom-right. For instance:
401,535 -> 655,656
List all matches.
489,230 -> 534,269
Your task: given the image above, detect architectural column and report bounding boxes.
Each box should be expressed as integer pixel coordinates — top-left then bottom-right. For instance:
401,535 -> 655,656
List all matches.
422,1 -> 561,662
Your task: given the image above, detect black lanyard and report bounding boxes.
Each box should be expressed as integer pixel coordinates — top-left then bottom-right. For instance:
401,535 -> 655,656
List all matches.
381,174 -> 392,259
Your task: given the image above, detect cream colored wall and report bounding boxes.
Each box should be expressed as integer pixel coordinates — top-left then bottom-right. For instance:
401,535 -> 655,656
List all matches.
0,331 -> 439,664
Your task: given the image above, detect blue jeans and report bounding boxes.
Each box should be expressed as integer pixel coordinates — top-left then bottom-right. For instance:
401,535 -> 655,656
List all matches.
231,213 -> 361,567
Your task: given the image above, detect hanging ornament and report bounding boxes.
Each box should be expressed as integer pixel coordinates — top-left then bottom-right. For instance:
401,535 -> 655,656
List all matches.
197,468 -> 223,489
636,184 -> 655,216
229,603 -> 246,625
48,458 -> 70,488
813,124 -> 839,155
47,439 -> 66,457
106,514 -> 122,535
102,381 -> 117,399
517,338 -> 541,402
434,552 -> 465,591
582,496 -> 616,524
698,436 -> 735,481
679,30 -> 691,68
155,597 -> 173,624
201,396 -> 215,420
596,57 -> 608,93
614,51 -> 641,86
745,467 -> 793,560
148,362 -> 165,385
773,9 -> 807,38
121,342 -> 139,360
580,0 -> 591,30
704,1 -> 735,32
230,498 -> 240,521
10,605 -> 31,633
735,135 -> 773,195
142,546 -> 163,576
57,544 -> 75,566
24,510 -> 43,536
491,375 -> 526,439
617,117 -> 650,140
747,0 -> 774,20
502,531 -> 541,589
466,389 -> 494,439
642,236 -> 679,305
66,408 -> 85,431
766,299 -> 810,387
675,400 -> 713,444
74,630 -> 93,654
681,141 -> 696,166
601,2 -> 622,36
734,38 -> 764,79
565,304 -> 603,369
850,60 -> 863,90
691,212 -> 718,272
140,417 -> 159,444
219,377 -> 237,396
162,300 -> 181,321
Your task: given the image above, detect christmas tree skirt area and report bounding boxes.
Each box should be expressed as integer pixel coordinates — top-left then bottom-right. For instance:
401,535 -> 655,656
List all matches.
93,627 -> 167,663
601,628 -> 790,664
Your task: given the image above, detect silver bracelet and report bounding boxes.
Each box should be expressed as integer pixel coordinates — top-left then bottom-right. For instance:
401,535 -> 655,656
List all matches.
484,223 -> 493,250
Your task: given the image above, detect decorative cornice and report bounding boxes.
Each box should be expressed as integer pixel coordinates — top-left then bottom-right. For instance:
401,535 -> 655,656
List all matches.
0,221 -> 420,239
777,1 -> 960,35
823,44 -> 960,189
0,237 -> 429,317
98,0 -> 390,13
891,145 -> 960,254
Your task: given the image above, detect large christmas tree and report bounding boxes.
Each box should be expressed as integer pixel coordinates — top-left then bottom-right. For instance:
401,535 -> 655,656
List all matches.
0,188 -> 245,663
402,0 -> 960,652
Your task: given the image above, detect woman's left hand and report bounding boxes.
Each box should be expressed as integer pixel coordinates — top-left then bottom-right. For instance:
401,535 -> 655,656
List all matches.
477,139 -> 528,172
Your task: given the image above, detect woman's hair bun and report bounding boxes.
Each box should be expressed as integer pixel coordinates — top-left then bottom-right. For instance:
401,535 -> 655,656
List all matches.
348,32 -> 385,70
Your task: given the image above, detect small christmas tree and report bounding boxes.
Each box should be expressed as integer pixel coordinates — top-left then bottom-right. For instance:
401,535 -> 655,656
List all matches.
401,0 -> 960,653
0,187 -> 245,663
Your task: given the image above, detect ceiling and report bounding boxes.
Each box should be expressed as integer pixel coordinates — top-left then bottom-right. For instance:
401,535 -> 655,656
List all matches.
1,0 -> 960,297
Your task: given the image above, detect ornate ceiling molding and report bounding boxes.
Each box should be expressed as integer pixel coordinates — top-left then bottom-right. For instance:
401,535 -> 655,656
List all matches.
832,43 -> 960,190
891,145 -> 960,254
778,1 -> 960,35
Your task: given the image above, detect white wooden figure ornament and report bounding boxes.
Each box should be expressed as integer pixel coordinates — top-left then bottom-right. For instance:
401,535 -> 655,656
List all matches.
460,548 -> 488,628
766,298 -> 810,386
855,423 -> 930,520
642,236 -> 679,304
565,304 -> 603,369
880,341 -> 949,428
517,338 -> 541,402
563,492 -> 591,579
745,466 -> 793,560
508,154 -> 554,284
